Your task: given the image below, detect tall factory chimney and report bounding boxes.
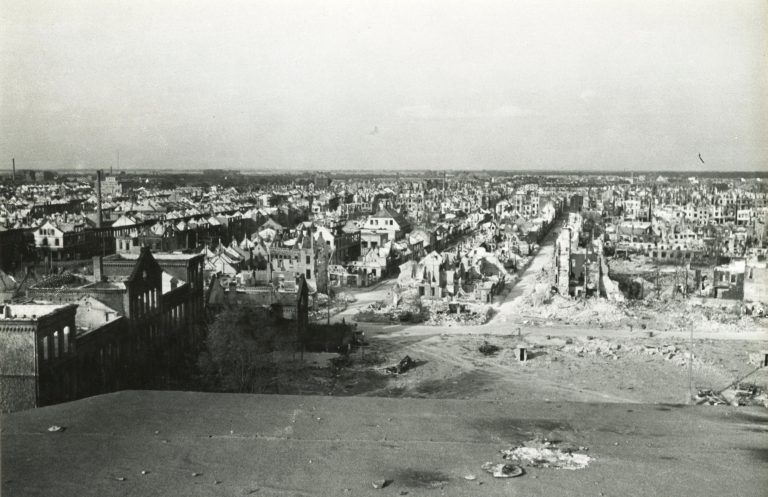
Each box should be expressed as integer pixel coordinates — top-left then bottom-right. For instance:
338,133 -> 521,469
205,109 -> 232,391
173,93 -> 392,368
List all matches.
96,169 -> 103,228
11,158 -> 15,184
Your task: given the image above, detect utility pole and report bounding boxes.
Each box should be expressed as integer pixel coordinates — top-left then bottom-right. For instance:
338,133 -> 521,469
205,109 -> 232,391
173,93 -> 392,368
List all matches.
96,170 -> 103,229
673,267 -> 678,296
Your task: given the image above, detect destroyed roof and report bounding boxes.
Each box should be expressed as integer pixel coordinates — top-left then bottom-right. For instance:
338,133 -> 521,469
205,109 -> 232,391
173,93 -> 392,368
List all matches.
372,207 -> 410,227
716,258 -> 746,273
33,272 -> 90,289
0,270 -> 17,292
617,221 -> 653,235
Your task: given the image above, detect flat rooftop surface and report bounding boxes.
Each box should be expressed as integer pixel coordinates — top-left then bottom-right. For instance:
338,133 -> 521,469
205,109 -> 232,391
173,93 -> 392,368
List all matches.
2,391 -> 766,497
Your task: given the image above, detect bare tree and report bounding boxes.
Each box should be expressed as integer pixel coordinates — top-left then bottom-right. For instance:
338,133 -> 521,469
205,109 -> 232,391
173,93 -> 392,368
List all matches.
197,308 -> 280,393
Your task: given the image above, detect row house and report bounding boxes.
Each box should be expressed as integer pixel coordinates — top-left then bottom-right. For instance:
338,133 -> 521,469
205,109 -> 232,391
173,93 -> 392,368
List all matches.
360,207 -> 412,250
34,220 -> 110,262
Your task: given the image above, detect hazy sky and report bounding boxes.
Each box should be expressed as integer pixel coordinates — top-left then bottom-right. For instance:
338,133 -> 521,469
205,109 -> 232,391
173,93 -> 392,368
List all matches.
1,0 -> 766,171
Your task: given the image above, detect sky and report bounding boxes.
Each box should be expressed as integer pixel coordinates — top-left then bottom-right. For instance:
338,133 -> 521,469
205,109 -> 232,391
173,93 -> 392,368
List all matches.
1,0 -> 766,172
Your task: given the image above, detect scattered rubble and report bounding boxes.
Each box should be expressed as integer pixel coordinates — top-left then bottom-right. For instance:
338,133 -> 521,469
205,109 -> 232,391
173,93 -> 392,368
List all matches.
481,462 -> 524,478
560,338 -> 708,368
385,356 -> 417,375
695,389 -> 727,406
372,479 -> 391,489
731,383 -> 768,406
478,341 -> 501,356
744,302 -> 765,317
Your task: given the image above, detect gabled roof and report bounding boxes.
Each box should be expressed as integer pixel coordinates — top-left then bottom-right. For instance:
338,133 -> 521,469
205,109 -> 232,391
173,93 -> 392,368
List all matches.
126,248 -> 164,284
259,218 -> 285,232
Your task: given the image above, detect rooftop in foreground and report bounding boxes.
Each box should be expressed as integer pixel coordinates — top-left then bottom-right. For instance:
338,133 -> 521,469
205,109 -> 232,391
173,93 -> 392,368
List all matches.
2,391 -> 766,497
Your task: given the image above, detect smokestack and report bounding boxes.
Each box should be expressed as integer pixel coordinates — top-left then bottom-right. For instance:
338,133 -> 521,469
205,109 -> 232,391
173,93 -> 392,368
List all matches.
11,158 -> 15,184
96,169 -> 103,228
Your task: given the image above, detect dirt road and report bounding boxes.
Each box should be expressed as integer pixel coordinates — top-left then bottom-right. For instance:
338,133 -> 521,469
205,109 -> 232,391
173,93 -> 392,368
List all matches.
488,218 -> 563,322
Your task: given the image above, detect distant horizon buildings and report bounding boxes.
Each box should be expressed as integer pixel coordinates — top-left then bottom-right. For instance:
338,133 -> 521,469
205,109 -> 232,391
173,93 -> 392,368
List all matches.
1,164 -> 768,177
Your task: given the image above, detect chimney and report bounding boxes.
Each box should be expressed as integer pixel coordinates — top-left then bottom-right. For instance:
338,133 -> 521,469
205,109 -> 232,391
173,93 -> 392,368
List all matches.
93,255 -> 103,282
11,158 -> 15,184
96,170 -> 103,228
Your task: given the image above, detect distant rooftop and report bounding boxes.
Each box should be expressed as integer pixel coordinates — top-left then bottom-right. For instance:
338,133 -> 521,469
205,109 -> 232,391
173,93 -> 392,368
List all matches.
0,303 -> 73,321
72,296 -> 121,335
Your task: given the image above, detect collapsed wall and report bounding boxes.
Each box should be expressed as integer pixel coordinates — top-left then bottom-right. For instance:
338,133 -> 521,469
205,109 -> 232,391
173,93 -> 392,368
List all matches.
599,254 -> 624,301
554,228 -> 571,295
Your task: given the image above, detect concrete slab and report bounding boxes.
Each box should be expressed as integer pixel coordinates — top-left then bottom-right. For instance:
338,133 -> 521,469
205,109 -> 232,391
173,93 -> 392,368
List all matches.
2,391 -> 766,496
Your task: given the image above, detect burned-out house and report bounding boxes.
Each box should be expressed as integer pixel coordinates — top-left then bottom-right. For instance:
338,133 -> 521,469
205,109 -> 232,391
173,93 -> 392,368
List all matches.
0,303 -> 78,413
5,248 -> 207,412
206,272 -> 309,330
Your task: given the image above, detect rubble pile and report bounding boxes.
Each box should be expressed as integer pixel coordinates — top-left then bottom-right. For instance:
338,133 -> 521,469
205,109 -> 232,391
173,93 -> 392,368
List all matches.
631,299 -> 766,333
521,286 -> 765,332
422,300 -> 493,326
478,341 -> 501,356
500,438 -> 593,470
695,389 -> 727,405
560,338 -> 707,368
524,282 -> 553,307
335,292 -> 357,303
518,263 -> 631,325
526,295 -> 629,326
731,383 -> 768,407
744,302 -> 765,317
697,383 -> 768,408
355,297 -> 424,323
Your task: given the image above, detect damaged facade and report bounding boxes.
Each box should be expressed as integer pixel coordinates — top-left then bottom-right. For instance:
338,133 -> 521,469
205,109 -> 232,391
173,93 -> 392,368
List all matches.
0,248 -> 205,413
